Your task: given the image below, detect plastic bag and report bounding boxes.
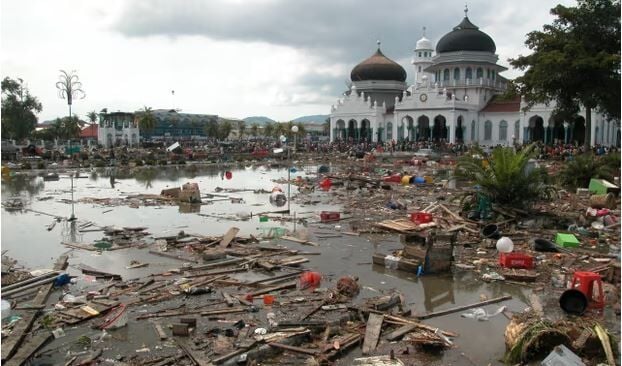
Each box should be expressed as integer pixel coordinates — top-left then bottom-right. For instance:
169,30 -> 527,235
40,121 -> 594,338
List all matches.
461,306 -> 506,321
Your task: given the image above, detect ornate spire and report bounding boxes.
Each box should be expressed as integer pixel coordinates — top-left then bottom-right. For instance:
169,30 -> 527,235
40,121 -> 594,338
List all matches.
464,3 -> 468,17
376,40 -> 381,49
422,26 -> 426,37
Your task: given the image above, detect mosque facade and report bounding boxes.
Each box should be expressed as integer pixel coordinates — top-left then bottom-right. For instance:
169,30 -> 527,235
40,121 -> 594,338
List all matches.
329,11 -> 620,147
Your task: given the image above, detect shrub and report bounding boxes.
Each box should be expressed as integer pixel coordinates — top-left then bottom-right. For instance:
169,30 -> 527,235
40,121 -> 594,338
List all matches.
559,153 -> 614,190
21,162 -> 31,169
456,144 -> 556,208
36,161 -> 46,169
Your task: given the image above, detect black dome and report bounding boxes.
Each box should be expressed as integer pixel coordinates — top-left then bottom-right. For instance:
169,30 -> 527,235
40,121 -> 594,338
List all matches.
351,48 -> 407,82
436,17 -> 496,53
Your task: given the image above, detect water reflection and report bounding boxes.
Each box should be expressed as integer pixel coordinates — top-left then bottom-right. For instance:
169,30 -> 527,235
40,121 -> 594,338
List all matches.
1,174 -> 44,198
179,203 -> 201,214
420,274 -> 456,312
61,220 -> 82,243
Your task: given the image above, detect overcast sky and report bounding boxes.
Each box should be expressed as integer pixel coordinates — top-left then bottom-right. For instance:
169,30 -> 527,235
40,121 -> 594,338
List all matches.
1,0 -> 576,123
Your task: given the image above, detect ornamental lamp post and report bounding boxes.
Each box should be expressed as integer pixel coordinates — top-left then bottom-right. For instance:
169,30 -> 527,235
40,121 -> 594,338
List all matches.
287,125 -> 299,214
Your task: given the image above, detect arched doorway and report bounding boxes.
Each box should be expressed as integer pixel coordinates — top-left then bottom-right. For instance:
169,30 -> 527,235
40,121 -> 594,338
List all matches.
377,123 -> 384,143
552,120 -> 565,144
386,122 -> 393,141
360,119 -> 371,142
528,116 -> 544,142
456,116 -> 464,142
433,115 -> 447,141
347,119 -> 357,140
572,117 -> 585,145
402,116 -> 414,141
418,116 -> 430,141
336,120 -> 346,140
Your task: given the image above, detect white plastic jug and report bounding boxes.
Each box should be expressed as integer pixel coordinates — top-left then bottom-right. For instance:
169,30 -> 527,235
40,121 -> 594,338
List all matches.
496,237 -> 514,253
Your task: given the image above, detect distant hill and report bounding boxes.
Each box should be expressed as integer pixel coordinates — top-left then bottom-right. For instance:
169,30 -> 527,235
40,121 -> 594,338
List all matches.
292,115 -> 329,124
243,116 -> 275,125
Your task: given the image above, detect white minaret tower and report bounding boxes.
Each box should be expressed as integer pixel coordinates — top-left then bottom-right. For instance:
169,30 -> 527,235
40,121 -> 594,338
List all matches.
412,27 -> 434,86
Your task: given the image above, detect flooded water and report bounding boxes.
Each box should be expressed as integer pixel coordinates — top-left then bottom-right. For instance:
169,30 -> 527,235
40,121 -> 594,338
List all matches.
1,164 -> 532,365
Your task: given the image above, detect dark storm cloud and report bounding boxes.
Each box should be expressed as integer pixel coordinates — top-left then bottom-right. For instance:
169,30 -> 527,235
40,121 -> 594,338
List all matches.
112,0 -> 482,64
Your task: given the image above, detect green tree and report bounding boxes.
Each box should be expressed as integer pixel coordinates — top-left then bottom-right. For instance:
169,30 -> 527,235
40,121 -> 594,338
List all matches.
237,120 -> 246,139
55,70 -> 85,117
559,153 -> 615,189
135,106 -> 157,133
218,120 -> 233,140
1,77 -> 42,141
51,116 -> 81,140
509,0 -> 620,148
273,123 -> 285,139
323,118 -> 330,135
204,119 -> 219,140
456,144 -> 556,208
250,123 -> 259,137
86,110 -> 98,124
295,122 -> 306,137
263,122 -> 274,138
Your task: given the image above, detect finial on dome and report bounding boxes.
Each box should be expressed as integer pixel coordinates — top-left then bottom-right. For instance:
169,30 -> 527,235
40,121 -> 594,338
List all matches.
376,40 -> 381,49
422,26 -> 426,37
464,3 -> 468,17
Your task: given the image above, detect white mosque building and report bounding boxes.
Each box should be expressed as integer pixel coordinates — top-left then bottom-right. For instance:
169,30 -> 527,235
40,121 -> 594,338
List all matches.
329,10 -> 620,147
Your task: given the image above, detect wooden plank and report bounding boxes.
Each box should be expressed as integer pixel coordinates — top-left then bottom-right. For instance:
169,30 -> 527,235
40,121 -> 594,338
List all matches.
4,331 -> 52,366
280,236 -> 319,247
154,323 -> 168,340
177,340 -> 212,366
415,295 -> 512,320
219,227 -> 240,248
248,281 -> 297,297
268,342 -> 319,355
362,313 -> 384,355
1,255 -> 67,363
384,324 -> 417,341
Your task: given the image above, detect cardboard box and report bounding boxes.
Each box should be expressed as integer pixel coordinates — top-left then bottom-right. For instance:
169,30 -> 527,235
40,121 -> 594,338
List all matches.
555,233 -> 580,248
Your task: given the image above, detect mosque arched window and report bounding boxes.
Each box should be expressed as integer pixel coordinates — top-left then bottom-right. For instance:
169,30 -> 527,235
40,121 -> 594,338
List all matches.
443,69 -> 450,81
492,71 -> 496,80
476,68 -> 483,79
465,68 -> 472,79
487,69 -> 491,79
499,120 -> 508,141
471,120 -> 476,140
418,66 -> 422,72
418,52 -> 422,57
484,121 -> 492,140
453,68 -> 460,80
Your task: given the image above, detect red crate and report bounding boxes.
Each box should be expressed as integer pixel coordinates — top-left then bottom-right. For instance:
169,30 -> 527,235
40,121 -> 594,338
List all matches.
410,212 -> 433,224
499,252 -> 534,269
320,211 -> 340,222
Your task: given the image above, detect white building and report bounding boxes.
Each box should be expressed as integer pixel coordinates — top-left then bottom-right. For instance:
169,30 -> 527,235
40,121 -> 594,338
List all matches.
98,112 -> 139,147
329,10 -> 620,147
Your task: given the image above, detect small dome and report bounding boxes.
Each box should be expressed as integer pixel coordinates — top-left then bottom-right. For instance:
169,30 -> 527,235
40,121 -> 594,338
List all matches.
351,47 -> 407,82
416,36 -> 433,51
436,16 -> 496,54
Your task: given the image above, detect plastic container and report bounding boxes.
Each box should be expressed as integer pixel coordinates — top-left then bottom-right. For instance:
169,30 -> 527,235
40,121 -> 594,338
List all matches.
263,294 -> 274,305
498,252 -> 534,269
496,237 -> 514,253
320,211 -> 340,222
414,176 -> 426,184
559,289 -> 588,315
481,224 -> 501,239
401,175 -> 412,185
555,233 -> 580,248
570,271 -> 604,309
383,174 -> 402,183
410,212 -> 433,224
299,271 -> 322,290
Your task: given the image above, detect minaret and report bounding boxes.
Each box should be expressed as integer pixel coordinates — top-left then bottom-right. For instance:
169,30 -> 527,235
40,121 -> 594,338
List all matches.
412,27 -> 434,86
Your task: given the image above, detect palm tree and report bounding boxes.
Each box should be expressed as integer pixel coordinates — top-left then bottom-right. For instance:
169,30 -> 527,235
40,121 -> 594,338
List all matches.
250,123 -> 259,137
237,120 -> 246,140
136,106 -> 157,133
323,118 -> 330,136
273,123 -> 285,139
263,123 -> 274,138
86,111 -> 98,125
559,153 -> 615,190
55,70 -> 85,117
456,144 -> 555,208
218,120 -> 233,140
295,122 -> 306,137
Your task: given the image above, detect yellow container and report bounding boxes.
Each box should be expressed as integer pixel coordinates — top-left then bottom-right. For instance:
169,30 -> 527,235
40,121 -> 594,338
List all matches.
482,160 -> 489,169
423,176 -> 433,184
401,175 -> 412,185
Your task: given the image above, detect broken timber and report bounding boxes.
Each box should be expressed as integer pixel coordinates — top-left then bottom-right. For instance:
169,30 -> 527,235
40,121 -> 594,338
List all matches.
415,295 -> 512,320
362,313 -> 384,355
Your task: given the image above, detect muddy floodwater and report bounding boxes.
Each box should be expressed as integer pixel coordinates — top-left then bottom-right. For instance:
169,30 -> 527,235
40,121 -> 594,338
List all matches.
1,164 -> 537,365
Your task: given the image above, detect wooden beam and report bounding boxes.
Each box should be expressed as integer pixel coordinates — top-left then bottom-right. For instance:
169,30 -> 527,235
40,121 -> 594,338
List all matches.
219,227 -> 240,248
4,331 -> 52,366
268,342 -> 319,356
384,324 -> 417,341
414,295 -> 512,320
362,313 -> 384,355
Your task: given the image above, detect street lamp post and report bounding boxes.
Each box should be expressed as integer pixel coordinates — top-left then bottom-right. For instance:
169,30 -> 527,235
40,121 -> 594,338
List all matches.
287,125 -> 299,214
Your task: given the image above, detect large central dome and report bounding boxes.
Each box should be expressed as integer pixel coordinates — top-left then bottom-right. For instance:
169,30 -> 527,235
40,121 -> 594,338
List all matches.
350,47 -> 407,82
436,16 -> 496,54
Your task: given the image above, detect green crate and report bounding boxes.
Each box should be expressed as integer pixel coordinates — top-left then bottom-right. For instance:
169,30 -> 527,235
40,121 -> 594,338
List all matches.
259,216 -> 269,222
555,233 -> 580,248
588,178 -> 619,195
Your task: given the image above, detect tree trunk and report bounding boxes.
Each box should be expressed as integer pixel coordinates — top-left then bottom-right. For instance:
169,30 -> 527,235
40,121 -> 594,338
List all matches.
584,106 -> 591,149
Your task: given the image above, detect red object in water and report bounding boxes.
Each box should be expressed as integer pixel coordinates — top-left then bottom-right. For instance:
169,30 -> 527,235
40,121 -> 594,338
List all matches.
570,271 -> 605,309
319,178 -> 332,188
383,174 -> 402,183
320,211 -> 340,222
299,271 -> 322,290
245,294 -> 254,302
410,212 -> 433,224
498,252 -> 534,269
225,171 -> 232,180
263,294 -> 275,305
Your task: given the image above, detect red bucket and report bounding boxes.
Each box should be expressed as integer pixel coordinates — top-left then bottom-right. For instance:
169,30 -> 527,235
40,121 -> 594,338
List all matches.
299,271 -> 321,290
410,212 -> 432,224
